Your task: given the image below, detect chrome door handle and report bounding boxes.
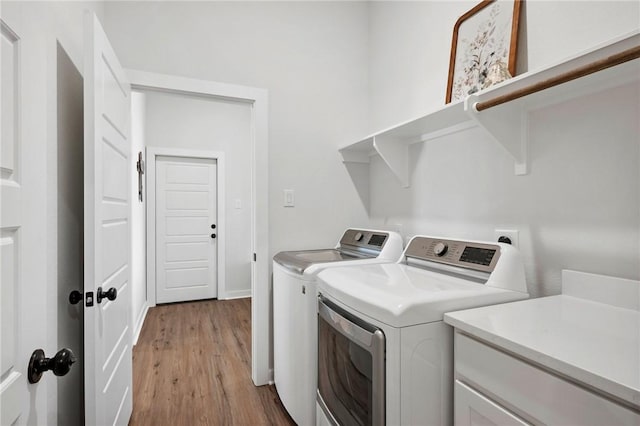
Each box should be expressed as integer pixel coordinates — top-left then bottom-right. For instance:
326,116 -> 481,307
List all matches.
318,295 -> 378,349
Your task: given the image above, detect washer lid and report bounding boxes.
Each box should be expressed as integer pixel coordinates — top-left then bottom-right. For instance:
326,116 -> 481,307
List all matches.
273,249 -> 363,274
316,263 -> 529,328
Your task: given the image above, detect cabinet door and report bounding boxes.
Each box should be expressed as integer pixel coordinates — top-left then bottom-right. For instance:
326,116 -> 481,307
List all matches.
455,332 -> 640,425
455,381 -> 529,426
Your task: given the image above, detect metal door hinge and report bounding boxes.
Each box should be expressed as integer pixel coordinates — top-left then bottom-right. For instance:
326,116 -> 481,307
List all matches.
136,151 -> 144,202
253,253 -> 256,261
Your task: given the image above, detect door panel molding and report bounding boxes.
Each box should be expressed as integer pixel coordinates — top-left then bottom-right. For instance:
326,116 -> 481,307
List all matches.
1,18 -> 23,424
146,148 -> 226,304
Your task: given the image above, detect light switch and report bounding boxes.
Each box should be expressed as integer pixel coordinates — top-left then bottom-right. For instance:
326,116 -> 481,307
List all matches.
284,189 -> 295,207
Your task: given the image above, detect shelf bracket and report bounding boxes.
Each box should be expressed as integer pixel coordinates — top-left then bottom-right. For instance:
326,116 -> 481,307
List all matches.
340,149 -> 371,164
465,94 -> 529,175
373,135 -> 410,188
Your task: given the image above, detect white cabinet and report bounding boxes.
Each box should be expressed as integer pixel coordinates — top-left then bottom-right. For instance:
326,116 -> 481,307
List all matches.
453,332 -> 640,426
455,380 -> 528,426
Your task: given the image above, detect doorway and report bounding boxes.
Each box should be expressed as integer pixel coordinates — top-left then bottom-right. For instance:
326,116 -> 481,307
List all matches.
127,71 -> 270,385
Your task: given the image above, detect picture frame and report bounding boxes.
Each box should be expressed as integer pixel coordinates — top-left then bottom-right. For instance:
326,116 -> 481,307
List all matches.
446,0 -> 522,103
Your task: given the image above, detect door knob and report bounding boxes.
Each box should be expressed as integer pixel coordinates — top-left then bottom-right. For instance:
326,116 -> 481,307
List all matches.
28,348 -> 77,383
211,233 -> 216,239
96,286 -> 117,304
211,224 -> 216,229
69,290 -> 83,305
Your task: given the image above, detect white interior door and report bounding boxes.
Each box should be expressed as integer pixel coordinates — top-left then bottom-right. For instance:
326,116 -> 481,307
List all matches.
1,16 -> 29,426
84,12 -> 132,425
156,156 -> 218,303
1,10 -> 49,424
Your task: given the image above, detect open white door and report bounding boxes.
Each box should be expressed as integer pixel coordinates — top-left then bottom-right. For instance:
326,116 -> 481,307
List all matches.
84,12 -> 132,425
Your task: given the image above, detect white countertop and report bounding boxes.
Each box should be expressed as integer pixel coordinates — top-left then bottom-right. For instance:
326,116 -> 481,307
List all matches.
444,293 -> 640,408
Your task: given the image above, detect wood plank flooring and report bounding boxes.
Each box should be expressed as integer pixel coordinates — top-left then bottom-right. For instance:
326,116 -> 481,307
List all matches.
130,298 -> 295,426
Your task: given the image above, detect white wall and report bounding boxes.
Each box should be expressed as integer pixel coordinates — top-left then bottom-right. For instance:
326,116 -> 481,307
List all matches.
142,90 -> 253,298
131,92 -> 147,341
367,1 -> 640,297
102,2 -> 371,261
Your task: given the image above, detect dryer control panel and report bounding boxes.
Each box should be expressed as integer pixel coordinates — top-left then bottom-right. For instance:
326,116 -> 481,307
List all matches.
404,237 -> 501,273
339,229 -> 388,252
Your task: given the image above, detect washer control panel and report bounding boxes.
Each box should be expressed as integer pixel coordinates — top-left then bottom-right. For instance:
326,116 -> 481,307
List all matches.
404,237 -> 500,273
340,229 -> 388,251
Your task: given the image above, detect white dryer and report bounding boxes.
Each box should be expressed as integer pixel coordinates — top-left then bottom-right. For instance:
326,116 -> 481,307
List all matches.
273,229 -> 403,426
315,235 -> 529,426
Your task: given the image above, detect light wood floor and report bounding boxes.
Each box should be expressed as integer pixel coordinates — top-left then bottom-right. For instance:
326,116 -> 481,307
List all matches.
130,298 -> 295,426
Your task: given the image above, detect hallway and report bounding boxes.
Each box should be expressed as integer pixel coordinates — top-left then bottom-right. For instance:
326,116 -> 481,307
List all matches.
130,299 -> 295,425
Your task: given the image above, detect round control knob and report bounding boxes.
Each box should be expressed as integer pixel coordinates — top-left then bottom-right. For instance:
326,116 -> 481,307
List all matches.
433,242 -> 448,257
354,232 -> 364,242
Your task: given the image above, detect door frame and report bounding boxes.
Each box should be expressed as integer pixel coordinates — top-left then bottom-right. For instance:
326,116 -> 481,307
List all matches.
146,148 -> 226,304
127,69 -> 270,386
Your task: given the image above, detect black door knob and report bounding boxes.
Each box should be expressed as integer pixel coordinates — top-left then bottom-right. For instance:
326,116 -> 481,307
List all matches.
69,290 -> 83,305
211,224 -> 216,229
96,286 -> 117,304
211,233 -> 216,239
28,348 -> 77,383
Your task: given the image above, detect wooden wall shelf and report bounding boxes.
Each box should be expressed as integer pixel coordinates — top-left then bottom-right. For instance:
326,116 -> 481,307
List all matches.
339,31 -> 639,188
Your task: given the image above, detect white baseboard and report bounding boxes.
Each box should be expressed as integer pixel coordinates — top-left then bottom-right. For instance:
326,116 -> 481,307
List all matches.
222,289 -> 251,300
133,302 -> 150,346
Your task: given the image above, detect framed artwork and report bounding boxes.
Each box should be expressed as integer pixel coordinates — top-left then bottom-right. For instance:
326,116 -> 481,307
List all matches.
446,0 -> 522,103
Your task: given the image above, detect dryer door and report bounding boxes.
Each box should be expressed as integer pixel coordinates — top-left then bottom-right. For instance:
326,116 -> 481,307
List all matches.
317,296 -> 385,426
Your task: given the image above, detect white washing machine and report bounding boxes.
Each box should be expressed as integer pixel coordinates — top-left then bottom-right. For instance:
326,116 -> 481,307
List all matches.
273,228 -> 403,426
315,235 -> 529,426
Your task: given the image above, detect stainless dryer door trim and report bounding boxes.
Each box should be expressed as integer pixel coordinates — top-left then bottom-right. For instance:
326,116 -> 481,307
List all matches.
318,295 -> 386,425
